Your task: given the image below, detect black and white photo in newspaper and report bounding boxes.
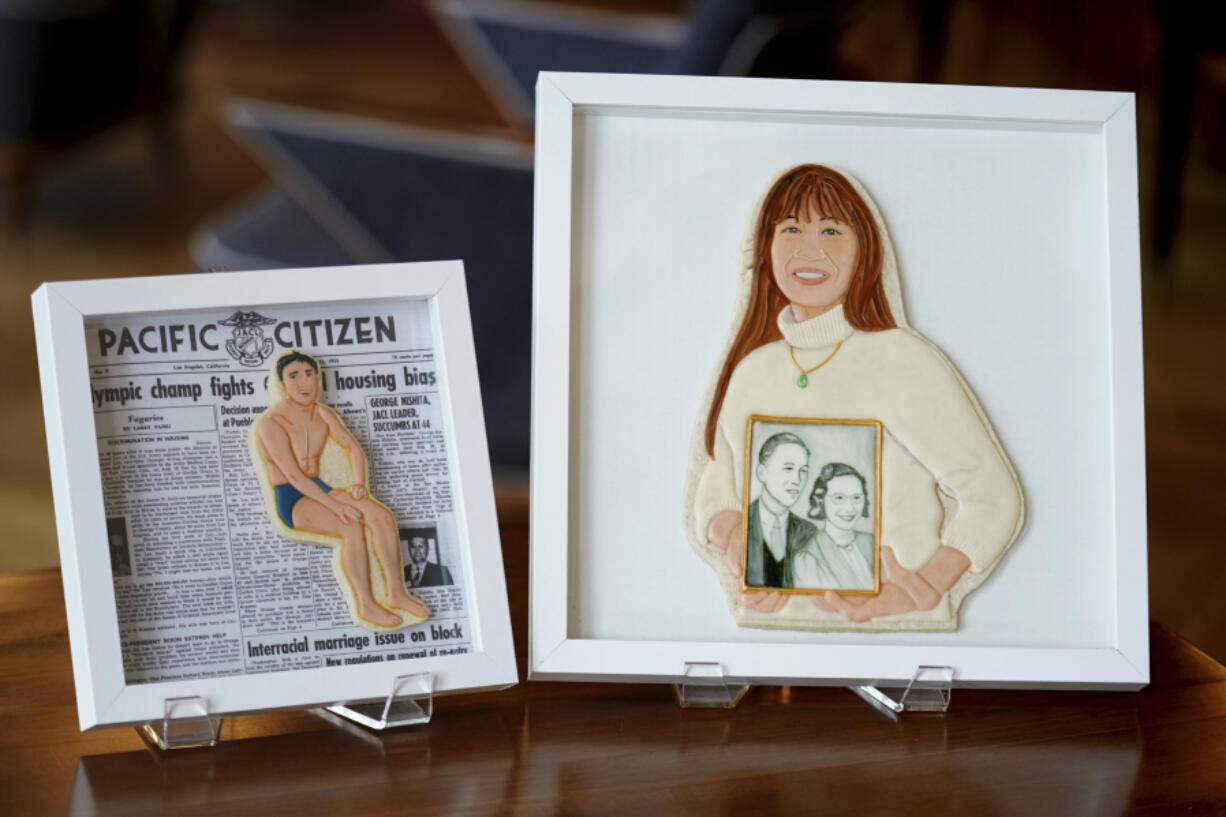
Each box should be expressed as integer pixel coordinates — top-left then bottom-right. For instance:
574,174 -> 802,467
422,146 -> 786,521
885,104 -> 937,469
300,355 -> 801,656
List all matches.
87,298 -> 472,684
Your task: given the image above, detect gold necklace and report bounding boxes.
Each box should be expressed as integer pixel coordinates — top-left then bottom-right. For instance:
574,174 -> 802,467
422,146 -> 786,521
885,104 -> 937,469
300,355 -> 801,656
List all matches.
788,341 -> 842,388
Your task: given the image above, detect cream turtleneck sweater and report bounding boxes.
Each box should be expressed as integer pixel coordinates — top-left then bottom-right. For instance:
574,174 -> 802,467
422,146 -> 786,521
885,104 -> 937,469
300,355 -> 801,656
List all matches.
690,304 -> 1022,631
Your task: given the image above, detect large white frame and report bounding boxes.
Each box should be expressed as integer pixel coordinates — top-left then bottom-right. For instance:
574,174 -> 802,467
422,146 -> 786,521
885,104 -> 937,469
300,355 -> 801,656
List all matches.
530,73 -> 1147,691
34,262 -> 517,729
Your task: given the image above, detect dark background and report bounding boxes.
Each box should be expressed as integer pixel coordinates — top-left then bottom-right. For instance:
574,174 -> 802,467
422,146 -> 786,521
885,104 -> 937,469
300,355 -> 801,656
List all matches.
2,0 -> 1223,661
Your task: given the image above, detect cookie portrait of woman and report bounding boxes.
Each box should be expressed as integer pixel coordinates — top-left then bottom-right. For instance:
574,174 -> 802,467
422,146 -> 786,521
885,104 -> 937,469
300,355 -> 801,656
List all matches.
683,164 -> 1024,633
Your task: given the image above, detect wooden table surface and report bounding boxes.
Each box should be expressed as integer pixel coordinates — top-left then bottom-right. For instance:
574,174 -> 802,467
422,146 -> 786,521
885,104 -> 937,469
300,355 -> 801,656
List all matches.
3,524 -> 1225,816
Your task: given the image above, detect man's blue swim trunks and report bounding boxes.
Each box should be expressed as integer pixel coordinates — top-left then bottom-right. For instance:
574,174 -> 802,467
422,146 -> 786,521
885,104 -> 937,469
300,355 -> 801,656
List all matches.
274,478 -> 332,528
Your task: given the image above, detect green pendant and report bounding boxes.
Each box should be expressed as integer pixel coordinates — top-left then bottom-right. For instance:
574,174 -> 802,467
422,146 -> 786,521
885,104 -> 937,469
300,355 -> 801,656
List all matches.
797,373 -> 808,388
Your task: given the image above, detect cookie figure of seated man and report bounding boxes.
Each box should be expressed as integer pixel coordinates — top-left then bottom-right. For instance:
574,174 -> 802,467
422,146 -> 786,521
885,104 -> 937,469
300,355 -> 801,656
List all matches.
251,350 -> 428,630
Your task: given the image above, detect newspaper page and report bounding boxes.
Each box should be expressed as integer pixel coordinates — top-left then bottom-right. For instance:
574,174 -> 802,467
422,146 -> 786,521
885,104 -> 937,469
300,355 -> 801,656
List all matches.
86,298 -> 473,684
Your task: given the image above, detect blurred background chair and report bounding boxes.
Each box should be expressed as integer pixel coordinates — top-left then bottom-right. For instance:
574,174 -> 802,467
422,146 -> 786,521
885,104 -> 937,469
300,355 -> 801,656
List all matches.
0,0 -> 196,230
428,0 -> 950,124
192,0 -> 945,471
195,101 -> 534,468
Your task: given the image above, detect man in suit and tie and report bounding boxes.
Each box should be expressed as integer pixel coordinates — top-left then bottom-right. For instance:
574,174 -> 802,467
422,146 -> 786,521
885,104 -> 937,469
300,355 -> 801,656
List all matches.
745,431 -> 819,589
403,533 -> 454,588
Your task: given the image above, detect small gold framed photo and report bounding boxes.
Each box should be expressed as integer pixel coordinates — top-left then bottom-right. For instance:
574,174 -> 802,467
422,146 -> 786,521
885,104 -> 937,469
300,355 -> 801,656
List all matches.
740,416 -> 882,597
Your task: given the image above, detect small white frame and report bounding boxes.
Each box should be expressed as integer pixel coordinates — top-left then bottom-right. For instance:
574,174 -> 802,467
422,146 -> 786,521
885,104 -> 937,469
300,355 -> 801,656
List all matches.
34,262 -> 517,729
530,73 -> 1148,691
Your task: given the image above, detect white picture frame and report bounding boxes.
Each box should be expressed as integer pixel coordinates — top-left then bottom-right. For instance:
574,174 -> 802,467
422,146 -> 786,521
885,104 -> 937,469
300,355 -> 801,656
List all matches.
530,73 -> 1147,691
34,262 -> 517,729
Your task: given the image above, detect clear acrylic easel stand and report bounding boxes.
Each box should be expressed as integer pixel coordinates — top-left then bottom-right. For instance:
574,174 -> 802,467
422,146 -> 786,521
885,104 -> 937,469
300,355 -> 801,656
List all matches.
325,671 -> 435,730
851,665 -> 954,718
138,696 -> 222,750
674,662 -> 751,709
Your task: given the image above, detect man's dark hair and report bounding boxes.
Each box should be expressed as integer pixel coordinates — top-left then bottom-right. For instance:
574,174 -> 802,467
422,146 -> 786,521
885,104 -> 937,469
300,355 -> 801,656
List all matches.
758,431 -> 809,465
276,350 -> 320,381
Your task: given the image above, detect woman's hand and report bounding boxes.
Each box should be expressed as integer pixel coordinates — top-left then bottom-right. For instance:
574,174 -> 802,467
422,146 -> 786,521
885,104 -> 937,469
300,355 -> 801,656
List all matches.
708,510 -> 789,614
738,589 -> 789,613
814,546 -> 970,622
707,510 -> 745,576
347,483 -> 367,501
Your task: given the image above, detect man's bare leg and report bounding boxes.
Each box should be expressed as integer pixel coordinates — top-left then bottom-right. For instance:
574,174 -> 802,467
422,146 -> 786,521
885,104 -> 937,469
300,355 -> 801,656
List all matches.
338,494 -> 428,619
293,498 -> 403,629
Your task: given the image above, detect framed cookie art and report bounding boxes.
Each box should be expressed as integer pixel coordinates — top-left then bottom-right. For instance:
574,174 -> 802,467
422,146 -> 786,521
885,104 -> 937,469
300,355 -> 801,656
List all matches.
529,73 -> 1148,691
33,261 -> 516,730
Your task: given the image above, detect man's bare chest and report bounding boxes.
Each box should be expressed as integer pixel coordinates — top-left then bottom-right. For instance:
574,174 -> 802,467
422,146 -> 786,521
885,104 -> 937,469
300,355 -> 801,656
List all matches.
273,413 -> 329,458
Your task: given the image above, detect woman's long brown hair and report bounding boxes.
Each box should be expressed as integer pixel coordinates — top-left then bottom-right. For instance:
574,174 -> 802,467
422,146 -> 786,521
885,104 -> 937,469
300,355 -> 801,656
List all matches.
703,165 -> 896,457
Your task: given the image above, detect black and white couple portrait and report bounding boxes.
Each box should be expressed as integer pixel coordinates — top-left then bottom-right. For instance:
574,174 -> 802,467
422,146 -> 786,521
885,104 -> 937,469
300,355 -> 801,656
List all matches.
743,420 -> 880,594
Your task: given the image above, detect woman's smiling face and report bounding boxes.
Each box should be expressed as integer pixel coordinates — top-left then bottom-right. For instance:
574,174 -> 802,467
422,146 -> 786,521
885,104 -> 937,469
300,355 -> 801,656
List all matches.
770,206 -> 860,322
823,474 -> 865,532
